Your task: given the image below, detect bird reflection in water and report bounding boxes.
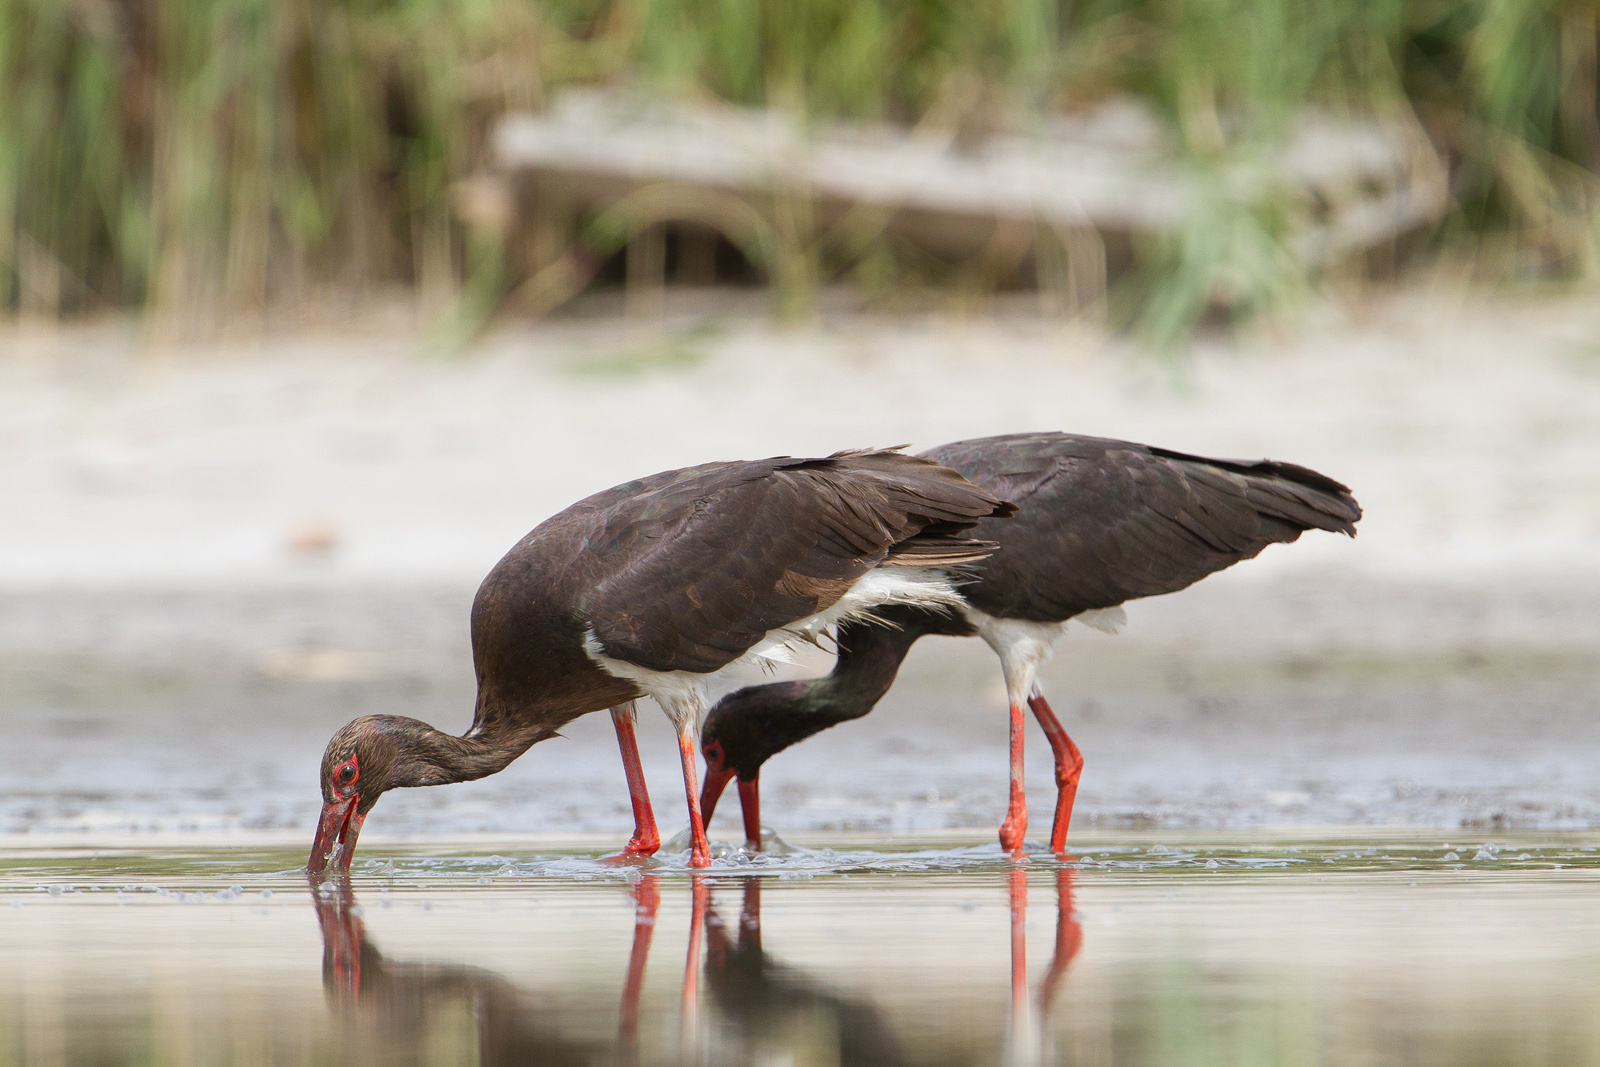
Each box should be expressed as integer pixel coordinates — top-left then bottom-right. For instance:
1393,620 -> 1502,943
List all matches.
1007,867 -> 1084,1065
702,876 -> 907,1065
311,871 -> 665,1065
701,868 -> 1082,1067
309,864 -> 1081,1065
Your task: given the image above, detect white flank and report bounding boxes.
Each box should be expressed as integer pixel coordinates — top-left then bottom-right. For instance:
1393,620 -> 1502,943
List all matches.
585,565 -> 964,734
962,602 -> 1129,706
1076,605 -> 1127,634
583,641 -> 712,733
745,566 -> 964,661
963,609 -> 1067,708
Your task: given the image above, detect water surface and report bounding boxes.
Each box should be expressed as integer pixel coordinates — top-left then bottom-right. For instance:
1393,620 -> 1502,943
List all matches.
3,832 -> 1597,1065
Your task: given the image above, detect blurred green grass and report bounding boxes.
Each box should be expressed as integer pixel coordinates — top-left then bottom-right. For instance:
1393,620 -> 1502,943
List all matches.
3,0 -> 1598,339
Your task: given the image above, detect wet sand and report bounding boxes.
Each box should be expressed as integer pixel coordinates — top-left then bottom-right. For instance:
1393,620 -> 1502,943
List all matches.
3,833 -> 1598,1066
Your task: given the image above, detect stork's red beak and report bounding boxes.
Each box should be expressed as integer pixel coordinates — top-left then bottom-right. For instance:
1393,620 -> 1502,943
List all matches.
699,764 -> 735,826
308,796 -> 365,879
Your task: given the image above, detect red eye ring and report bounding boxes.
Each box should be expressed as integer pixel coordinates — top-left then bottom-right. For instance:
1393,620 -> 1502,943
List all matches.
703,740 -> 724,766
334,757 -> 359,789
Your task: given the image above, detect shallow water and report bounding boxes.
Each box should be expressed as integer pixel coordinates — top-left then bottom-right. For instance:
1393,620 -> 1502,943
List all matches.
4,831 -> 1600,1066
8,586 -> 1600,839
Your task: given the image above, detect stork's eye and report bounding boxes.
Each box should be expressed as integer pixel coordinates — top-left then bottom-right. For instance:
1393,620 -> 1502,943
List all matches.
338,764 -> 356,784
704,741 -> 724,767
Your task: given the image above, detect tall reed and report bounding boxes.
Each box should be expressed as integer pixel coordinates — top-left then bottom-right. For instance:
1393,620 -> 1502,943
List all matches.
2,0 -> 1596,334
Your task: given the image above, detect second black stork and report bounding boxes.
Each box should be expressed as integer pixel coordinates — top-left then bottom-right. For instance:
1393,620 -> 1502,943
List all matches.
699,432 -> 1362,855
308,448 -> 1011,874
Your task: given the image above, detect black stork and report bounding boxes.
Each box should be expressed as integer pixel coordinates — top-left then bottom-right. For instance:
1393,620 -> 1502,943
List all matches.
698,432 -> 1362,855
308,449 -> 1012,874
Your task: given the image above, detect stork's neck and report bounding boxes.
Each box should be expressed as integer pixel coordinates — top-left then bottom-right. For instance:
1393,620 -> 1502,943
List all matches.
389,717 -> 545,788
709,611 -> 946,776
817,619 -> 926,713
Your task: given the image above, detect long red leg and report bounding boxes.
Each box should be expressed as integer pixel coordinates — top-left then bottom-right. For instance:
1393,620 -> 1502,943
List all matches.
677,730 -> 712,868
611,706 -> 660,857
998,700 -> 1029,854
1027,692 -> 1084,855
737,777 -> 762,849
618,874 -> 660,1055
1036,867 -> 1083,1015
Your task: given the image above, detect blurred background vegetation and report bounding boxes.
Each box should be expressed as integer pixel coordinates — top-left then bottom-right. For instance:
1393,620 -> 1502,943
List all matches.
4,0 -> 1599,339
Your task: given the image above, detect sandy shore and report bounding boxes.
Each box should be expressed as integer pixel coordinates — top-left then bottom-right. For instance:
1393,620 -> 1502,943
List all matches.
4,283 -> 1597,586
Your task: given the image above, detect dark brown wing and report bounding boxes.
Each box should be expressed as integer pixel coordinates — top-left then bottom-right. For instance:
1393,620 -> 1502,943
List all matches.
575,450 -> 1010,673
921,433 -> 1360,622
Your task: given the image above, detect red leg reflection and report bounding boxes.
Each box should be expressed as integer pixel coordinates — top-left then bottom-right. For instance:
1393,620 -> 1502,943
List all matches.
618,875 -> 661,1053
1036,867 -> 1082,1015
998,702 -> 1029,854
701,878 -> 759,990
738,877 -> 761,951
682,874 -> 710,1053
1008,865 -> 1086,1063
1027,692 -> 1083,855
610,705 -> 661,858
703,883 -> 731,976
1009,866 -> 1029,1031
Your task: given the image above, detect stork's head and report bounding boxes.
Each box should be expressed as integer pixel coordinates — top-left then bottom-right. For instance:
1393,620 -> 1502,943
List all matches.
698,681 -> 813,822
309,717 -> 407,879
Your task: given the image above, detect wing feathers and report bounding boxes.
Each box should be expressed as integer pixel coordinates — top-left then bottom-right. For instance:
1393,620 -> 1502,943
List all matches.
584,450 -> 1009,674
922,432 -> 1360,623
